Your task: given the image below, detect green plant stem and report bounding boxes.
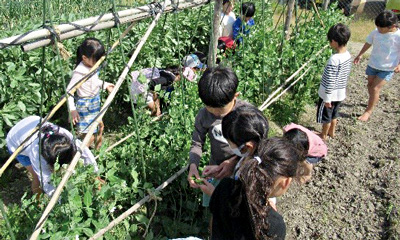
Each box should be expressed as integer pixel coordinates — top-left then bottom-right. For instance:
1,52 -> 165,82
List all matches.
0,199 -> 16,240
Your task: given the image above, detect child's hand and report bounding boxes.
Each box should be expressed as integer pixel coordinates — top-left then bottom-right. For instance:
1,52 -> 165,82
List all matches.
187,163 -> 201,188
202,165 -> 221,178
353,55 -> 362,65
214,156 -> 238,179
324,102 -> 332,108
70,110 -> 80,125
199,179 -> 215,196
106,84 -> 115,93
394,64 -> 400,73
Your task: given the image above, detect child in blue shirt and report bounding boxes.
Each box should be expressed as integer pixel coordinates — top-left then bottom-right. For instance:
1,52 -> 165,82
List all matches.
232,2 -> 255,44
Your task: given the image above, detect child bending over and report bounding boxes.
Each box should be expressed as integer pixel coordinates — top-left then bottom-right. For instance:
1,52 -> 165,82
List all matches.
67,38 -> 115,149
283,123 -> 327,183
354,10 -> 400,121
6,116 -> 98,196
317,23 -> 351,140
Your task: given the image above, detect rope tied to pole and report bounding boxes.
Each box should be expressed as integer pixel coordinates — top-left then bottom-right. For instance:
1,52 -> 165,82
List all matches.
142,189 -> 162,238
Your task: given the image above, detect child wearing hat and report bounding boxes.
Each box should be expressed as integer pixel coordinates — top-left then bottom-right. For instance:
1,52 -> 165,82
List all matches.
283,123 -> 328,183
182,52 -> 207,82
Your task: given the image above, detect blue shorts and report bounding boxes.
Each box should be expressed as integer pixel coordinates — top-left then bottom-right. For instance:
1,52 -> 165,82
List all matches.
366,65 -> 394,81
7,148 -> 32,167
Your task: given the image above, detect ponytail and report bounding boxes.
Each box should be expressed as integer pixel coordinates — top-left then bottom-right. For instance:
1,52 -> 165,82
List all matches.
238,137 -> 301,239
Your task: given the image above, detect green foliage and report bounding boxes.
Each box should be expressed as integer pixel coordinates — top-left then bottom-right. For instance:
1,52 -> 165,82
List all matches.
0,0 -> 347,239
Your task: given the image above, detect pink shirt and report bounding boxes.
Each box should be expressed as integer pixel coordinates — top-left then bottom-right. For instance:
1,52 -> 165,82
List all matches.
283,123 -> 327,158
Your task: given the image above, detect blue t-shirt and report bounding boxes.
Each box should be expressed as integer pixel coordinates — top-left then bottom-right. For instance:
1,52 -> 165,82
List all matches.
232,17 -> 255,43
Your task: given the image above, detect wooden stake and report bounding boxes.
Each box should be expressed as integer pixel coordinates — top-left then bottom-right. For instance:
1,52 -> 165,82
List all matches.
259,45 -> 328,111
284,0 -> 296,40
311,0 -> 325,28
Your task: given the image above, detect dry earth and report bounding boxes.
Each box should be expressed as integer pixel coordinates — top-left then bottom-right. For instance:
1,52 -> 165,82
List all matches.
279,43 -> 400,239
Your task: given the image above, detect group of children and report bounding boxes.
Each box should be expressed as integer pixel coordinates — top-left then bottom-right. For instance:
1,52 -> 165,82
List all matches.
4,5 -> 399,239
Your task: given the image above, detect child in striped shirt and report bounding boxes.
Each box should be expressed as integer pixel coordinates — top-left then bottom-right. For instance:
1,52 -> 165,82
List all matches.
317,23 -> 352,140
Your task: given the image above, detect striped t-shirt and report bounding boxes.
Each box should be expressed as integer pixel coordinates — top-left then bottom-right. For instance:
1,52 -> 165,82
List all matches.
318,51 -> 352,103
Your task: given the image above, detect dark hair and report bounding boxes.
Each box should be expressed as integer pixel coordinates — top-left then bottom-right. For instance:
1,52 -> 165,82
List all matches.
223,0 -> 232,5
242,2 -> 255,18
41,128 -> 76,168
76,38 -> 105,67
283,128 -> 309,157
375,10 -> 398,28
193,51 -> 207,64
222,105 -> 269,149
327,23 -> 351,47
236,137 -> 301,239
198,66 -> 238,108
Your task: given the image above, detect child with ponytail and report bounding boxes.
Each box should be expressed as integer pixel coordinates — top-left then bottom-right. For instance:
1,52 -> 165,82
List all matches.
200,137 -> 302,240
66,38 -> 114,149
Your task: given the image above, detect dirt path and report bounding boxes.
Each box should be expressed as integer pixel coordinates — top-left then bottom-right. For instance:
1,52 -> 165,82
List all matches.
279,44 -> 400,239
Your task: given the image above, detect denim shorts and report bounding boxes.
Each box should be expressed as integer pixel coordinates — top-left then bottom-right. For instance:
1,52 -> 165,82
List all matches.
7,148 -> 32,166
366,65 -> 394,81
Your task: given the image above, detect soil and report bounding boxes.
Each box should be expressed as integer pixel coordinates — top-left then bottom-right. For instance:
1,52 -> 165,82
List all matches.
278,43 -> 400,239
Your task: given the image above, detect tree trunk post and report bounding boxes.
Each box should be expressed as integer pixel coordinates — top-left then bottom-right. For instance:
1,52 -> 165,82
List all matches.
284,0 -> 296,40
323,0 -> 330,10
208,0 -> 222,67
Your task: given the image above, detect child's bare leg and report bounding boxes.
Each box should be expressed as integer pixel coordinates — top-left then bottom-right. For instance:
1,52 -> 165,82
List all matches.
94,121 -> 104,150
328,118 -> 338,138
26,166 -> 41,194
359,76 -> 387,121
321,123 -> 331,141
302,162 -> 313,183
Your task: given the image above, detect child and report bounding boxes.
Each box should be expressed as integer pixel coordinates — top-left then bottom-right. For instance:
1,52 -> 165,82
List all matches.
187,66 -> 249,207
67,38 -> 115,149
354,10 -> 400,122
130,67 -> 179,116
202,104 -> 269,179
6,116 -> 98,196
200,137 -> 302,240
182,52 -> 207,80
220,0 -> 236,39
317,23 -> 351,140
283,123 -> 327,183
232,2 -> 255,44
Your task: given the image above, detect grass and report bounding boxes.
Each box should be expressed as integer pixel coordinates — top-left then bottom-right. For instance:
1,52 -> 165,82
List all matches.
348,18 -> 376,43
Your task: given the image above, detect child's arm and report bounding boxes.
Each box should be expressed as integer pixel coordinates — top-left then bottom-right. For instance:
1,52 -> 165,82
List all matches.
67,73 -> 80,125
214,155 -> 239,179
188,112 -> 208,188
395,63 -> 400,73
105,83 -> 115,93
354,43 -> 371,64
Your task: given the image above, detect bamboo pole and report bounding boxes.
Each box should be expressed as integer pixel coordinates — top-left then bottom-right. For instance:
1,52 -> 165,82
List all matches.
0,19 -> 138,178
258,45 -> 328,111
0,0 -> 211,50
260,67 -> 312,110
94,114 -> 164,160
311,0 -> 325,28
89,165 -> 189,240
29,3 -> 166,239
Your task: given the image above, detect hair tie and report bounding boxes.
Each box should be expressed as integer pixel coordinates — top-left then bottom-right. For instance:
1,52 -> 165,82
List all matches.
45,130 -> 54,139
254,156 -> 262,165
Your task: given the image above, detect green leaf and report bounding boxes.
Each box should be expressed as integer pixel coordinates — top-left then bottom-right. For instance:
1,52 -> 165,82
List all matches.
83,189 -> 92,207
17,101 -> 26,111
83,228 -> 94,237
154,84 -> 161,92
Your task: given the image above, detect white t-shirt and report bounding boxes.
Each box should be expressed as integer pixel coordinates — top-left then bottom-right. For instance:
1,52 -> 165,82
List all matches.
366,28 -> 400,71
219,12 -> 236,38
67,62 -> 113,111
6,116 -> 98,196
